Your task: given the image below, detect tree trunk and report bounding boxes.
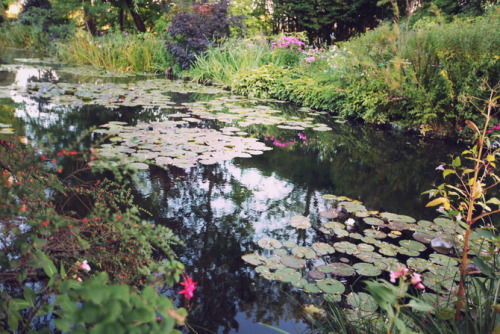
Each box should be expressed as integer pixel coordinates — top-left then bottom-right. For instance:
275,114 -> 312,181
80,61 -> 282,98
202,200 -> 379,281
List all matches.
119,8 -> 125,31
82,0 -> 97,35
125,0 -> 146,32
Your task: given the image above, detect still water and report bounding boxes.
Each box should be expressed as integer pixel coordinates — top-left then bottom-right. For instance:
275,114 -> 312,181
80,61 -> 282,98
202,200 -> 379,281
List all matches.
0,50 -> 460,333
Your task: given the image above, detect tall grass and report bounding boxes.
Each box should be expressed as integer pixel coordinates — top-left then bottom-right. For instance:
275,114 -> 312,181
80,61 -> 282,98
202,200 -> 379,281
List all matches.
0,22 -> 33,48
189,37 -> 274,87
56,31 -> 173,73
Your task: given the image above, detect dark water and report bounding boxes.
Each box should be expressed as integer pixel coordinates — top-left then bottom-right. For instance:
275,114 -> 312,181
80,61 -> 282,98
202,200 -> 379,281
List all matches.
0,50 -> 461,333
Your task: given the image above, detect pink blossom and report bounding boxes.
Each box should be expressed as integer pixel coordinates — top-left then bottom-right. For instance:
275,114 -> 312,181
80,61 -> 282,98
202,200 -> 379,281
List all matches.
435,164 -> 445,171
458,126 -> 463,130
298,133 -> 307,140
77,277 -> 82,282
179,275 -> 197,302
390,266 -> 409,283
305,56 -> 315,63
411,273 -> 425,290
78,260 -> 91,272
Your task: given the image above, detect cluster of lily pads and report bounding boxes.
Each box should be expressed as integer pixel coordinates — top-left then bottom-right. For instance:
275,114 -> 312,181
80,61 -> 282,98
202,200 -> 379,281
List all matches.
92,120 -> 273,169
243,195 -> 491,314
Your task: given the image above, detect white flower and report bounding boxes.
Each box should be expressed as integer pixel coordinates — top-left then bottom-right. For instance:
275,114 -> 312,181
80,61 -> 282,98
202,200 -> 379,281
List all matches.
78,260 -> 91,272
345,218 -> 355,226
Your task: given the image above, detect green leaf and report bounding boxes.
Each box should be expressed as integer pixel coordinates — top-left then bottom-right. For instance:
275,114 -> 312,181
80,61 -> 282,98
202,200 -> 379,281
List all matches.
407,299 -> 434,312
23,287 -> 35,306
486,197 -> 500,206
443,169 -> 454,178
476,229 -> 496,240
33,250 -> 57,278
60,261 -> 66,278
76,236 -> 90,249
452,157 -> 461,167
472,257 -> 493,278
12,298 -> 31,310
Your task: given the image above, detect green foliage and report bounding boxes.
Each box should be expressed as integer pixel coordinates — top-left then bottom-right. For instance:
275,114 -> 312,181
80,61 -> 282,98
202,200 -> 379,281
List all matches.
57,31 -> 174,73
54,273 -> 187,333
194,7 -> 500,132
0,136 -> 186,332
190,37 -> 273,87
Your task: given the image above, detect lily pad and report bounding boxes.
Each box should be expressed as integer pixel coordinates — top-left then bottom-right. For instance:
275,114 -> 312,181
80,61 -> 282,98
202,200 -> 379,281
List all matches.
328,262 -> 356,276
309,270 -> 326,280
280,255 -> 306,269
380,212 -> 416,223
302,283 -> 322,293
312,242 -> 335,255
317,278 -> 345,294
264,256 -> 286,270
258,237 -> 282,250
334,241 -> 358,254
242,253 -> 265,266
319,209 -> 340,219
290,215 -> 311,229
273,248 -> 288,257
430,237 -> 454,254
363,229 -> 387,239
399,240 -> 426,252
363,217 -> 384,226
283,241 -> 297,248
413,232 -> 434,244
353,263 -> 382,276
292,246 -> 317,259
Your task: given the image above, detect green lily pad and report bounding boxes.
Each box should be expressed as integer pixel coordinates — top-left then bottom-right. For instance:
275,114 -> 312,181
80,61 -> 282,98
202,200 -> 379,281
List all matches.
357,243 -> 375,252
302,283 -> 321,293
258,237 -> 282,250
399,240 -> 426,252
380,212 -> 416,223
353,263 -> 382,276
290,215 -> 311,229
334,241 -> 358,254
264,256 -> 285,270
319,209 -> 340,219
378,243 -> 399,257
434,218 -> 455,229
280,255 -> 306,269
309,270 -> 326,280
363,229 -> 387,239
274,248 -> 288,257
333,228 -> 349,237
347,292 -> 378,312
312,242 -> 335,255
413,232 -> 434,244
242,253 -> 265,266
255,266 -> 275,280
283,241 -> 297,248
363,217 -> 384,226
398,248 -> 420,257
429,254 -> 459,267
292,246 -> 317,259
317,278 -> 345,294
324,221 -> 345,229
328,262 -> 356,276
387,221 -> 408,231
339,201 -> 366,213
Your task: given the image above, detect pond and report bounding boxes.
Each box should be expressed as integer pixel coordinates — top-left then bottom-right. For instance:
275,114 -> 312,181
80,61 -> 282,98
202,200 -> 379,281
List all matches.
0,49 -> 464,333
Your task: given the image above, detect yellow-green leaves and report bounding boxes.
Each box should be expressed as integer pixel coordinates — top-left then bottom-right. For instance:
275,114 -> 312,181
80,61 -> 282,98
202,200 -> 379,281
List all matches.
426,197 -> 451,210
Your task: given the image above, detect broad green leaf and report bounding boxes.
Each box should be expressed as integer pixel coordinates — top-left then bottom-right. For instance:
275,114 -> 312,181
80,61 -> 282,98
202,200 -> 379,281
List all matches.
426,197 -> 450,210
452,157 -> 461,167
407,299 -> 434,312
12,298 -> 31,310
472,257 -> 493,278
443,169 -> 454,178
33,250 -> 57,278
486,197 -> 500,206
23,287 -> 35,306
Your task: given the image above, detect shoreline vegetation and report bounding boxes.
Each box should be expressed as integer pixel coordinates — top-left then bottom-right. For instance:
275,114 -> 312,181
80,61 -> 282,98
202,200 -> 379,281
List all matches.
1,0 -> 500,333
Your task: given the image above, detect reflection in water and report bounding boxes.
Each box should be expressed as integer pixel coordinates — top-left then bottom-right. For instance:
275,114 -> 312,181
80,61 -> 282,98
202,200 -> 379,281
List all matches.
0,51 -> 462,333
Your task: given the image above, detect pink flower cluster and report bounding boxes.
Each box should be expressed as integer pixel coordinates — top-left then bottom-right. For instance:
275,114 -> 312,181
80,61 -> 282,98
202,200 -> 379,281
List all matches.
272,36 -> 305,51
390,266 -> 425,290
179,275 -> 197,306
305,56 -> 315,64
264,133 -> 309,148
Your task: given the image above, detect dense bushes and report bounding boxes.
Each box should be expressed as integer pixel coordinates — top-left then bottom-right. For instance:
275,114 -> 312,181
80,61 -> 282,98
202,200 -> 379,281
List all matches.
191,7 -> 500,133
0,137 -> 187,332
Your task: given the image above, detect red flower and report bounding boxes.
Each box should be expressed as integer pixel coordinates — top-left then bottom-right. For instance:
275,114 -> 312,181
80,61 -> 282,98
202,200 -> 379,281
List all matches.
42,221 -> 49,227
179,276 -> 197,301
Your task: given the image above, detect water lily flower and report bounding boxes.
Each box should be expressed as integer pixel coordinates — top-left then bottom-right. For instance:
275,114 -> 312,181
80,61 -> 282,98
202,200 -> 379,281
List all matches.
179,275 -> 197,303
78,260 -> 91,272
389,266 -> 408,283
345,218 -> 355,226
435,164 -> 445,171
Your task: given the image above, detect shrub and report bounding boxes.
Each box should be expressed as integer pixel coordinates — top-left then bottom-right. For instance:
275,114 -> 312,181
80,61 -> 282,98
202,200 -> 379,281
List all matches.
57,31 -> 174,73
166,0 -> 245,70
0,137 -> 187,332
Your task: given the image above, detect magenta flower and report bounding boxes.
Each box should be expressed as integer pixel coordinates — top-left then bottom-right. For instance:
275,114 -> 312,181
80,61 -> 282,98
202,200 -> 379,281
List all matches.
179,275 -> 197,304
411,273 -> 425,290
305,56 -> 315,63
78,260 -> 91,272
390,266 -> 409,283
298,133 -> 307,140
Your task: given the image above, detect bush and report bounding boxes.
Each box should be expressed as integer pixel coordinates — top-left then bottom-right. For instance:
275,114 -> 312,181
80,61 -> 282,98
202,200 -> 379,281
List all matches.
57,31 -> 174,73
166,0 -> 245,70
0,137 -> 187,332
